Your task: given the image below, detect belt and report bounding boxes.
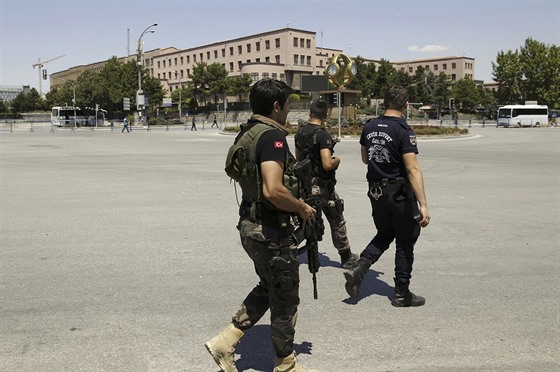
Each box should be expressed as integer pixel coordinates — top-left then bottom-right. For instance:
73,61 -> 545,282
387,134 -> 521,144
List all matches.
368,178 -> 407,200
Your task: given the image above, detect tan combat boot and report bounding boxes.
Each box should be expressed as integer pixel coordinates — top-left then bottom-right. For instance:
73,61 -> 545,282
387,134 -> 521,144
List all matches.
273,351 -> 318,372
204,323 -> 244,372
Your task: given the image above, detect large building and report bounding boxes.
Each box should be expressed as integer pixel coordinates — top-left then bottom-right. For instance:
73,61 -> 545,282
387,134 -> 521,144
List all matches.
51,27 -> 476,97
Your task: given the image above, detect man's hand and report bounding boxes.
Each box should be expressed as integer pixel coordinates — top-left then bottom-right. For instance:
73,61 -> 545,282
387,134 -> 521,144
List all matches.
298,202 -> 317,225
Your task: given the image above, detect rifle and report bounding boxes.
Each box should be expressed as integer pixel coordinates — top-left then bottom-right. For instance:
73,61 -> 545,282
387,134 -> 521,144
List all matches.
293,158 -> 325,299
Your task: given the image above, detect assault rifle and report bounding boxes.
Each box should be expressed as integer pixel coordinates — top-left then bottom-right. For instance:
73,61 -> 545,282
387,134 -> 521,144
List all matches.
293,158 -> 325,299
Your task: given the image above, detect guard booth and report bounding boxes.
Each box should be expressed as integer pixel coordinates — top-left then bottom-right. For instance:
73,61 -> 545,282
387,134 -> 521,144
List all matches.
320,88 -> 361,121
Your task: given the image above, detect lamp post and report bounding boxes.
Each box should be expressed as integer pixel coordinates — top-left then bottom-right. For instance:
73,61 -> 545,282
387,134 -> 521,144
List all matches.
137,23 -> 158,126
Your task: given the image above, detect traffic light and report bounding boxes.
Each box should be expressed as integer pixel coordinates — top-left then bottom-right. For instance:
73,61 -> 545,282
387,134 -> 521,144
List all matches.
449,98 -> 455,110
42,69 -> 47,80
333,92 -> 339,105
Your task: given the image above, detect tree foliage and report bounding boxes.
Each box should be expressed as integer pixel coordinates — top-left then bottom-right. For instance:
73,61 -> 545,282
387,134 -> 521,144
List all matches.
493,37 -> 559,108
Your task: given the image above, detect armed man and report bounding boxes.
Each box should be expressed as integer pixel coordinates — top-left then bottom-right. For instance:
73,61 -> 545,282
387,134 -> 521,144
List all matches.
205,78 -> 318,372
294,99 -> 358,269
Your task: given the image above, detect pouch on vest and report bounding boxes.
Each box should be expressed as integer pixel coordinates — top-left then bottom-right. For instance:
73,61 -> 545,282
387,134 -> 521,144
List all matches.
225,143 -> 247,181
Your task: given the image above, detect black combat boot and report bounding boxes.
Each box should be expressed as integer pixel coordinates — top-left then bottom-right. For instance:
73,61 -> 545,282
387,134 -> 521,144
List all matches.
343,259 -> 369,298
391,278 -> 425,307
339,249 -> 359,269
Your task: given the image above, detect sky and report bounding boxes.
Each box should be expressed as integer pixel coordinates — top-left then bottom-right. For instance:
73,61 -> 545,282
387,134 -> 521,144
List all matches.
1,0 -> 559,93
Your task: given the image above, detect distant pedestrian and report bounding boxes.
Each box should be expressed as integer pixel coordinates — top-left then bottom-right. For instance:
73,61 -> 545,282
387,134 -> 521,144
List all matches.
191,116 -> 197,131
211,115 -> 219,128
122,117 -> 130,133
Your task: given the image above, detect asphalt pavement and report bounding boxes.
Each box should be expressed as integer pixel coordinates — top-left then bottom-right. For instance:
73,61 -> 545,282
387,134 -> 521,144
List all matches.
1,125 -> 558,371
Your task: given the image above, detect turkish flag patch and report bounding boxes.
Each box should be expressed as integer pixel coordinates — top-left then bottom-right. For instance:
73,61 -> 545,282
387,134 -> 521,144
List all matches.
274,141 -> 284,148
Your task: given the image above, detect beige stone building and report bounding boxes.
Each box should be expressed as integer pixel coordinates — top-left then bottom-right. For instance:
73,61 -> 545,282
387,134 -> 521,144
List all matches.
51,27 -> 477,99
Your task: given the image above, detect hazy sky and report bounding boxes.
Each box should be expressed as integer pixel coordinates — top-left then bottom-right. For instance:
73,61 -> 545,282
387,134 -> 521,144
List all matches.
1,0 -> 558,92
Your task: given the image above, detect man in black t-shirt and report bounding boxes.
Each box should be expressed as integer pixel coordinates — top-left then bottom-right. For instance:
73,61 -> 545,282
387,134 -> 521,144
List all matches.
295,99 -> 358,269
205,79 -> 318,372
344,85 -> 431,308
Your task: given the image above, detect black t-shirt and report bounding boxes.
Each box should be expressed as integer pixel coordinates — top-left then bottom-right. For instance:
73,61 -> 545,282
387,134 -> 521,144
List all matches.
359,116 -> 418,182
295,123 -> 335,179
256,128 -> 290,165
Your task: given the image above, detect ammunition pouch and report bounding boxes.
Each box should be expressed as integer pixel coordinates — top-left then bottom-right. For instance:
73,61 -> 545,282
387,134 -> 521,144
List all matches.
271,245 -> 299,291
327,198 -> 344,215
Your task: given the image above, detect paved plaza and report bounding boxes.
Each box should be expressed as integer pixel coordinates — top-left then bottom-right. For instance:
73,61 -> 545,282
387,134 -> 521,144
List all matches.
1,125 -> 558,371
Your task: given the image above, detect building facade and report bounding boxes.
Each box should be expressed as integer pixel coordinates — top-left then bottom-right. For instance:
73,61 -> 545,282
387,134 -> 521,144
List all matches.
51,27 -> 477,98
0,85 -> 30,102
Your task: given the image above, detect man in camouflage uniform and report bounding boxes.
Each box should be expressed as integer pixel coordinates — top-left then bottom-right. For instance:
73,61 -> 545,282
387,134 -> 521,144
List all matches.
205,79 -> 318,372
295,99 -> 358,269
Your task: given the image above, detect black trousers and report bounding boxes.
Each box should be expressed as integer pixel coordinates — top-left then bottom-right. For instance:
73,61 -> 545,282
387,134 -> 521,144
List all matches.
361,188 -> 421,284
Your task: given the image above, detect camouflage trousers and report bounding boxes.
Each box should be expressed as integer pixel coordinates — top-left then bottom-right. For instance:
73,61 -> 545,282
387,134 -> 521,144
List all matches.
232,218 -> 300,358
311,179 -> 351,253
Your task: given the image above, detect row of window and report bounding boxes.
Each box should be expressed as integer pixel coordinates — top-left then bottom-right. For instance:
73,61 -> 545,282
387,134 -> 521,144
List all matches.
293,37 -> 312,49
156,38 -> 284,69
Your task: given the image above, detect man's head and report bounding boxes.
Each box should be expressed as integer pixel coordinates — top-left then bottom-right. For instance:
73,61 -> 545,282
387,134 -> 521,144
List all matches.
383,85 -> 409,111
250,78 -> 293,124
309,99 -> 328,121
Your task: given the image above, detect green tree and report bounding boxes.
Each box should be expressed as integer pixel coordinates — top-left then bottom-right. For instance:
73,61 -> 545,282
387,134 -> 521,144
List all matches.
10,88 -> 45,113
227,74 -> 252,103
372,59 -> 396,99
451,78 -> 480,113
348,56 -> 376,99
207,63 -> 229,105
189,62 -> 211,106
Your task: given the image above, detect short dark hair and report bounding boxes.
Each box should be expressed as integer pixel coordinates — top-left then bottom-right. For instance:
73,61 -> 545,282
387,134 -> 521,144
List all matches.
309,99 -> 328,120
383,85 -> 408,110
249,78 -> 293,116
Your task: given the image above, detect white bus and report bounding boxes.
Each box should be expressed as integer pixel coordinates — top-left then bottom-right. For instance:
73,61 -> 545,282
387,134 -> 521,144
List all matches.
497,104 -> 549,127
51,106 -> 87,127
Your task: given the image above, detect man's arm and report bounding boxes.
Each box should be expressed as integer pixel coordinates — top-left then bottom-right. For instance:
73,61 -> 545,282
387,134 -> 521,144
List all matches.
361,145 -> 368,165
320,148 -> 340,171
261,159 -> 316,223
403,152 -> 431,227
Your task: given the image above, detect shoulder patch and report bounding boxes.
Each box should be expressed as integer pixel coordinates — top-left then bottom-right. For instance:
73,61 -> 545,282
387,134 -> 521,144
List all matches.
274,141 -> 284,149
409,135 -> 417,146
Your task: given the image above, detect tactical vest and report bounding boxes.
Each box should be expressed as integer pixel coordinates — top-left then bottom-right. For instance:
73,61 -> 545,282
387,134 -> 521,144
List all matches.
295,125 -> 335,180
225,121 -> 300,215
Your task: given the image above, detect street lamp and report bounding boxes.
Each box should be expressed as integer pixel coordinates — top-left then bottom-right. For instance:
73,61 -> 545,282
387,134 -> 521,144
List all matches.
137,23 -> 158,126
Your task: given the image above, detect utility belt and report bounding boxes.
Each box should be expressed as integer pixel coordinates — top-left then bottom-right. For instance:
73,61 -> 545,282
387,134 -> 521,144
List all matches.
368,178 -> 407,200
239,200 -> 292,232
312,177 -> 336,192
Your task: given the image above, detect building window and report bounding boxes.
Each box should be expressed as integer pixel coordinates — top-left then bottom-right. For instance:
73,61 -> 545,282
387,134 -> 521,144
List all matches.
275,55 -> 280,64
425,65 -> 429,70
452,63 -> 456,69
265,40 -> 270,49
229,62 -> 233,71
238,45 -> 242,54
200,53 -> 203,61
300,55 -> 305,65
256,42 -> 260,51
306,56 -> 311,65
174,58 -> 177,65
222,48 -> 226,57
251,72 -> 259,82
434,64 -> 438,71
207,51 -> 210,60
272,73 -> 277,80
451,74 -> 456,80
187,69 -> 190,77
280,73 -> 285,81
275,38 -> 280,48
193,55 -> 196,62
256,58 -> 260,63
294,54 -> 298,65
306,39 -> 311,48
443,63 -> 447,70
265,56 -> 270,63
238,61 -> 242,70
319,60 -> 323,67
293,37 -> 298,47
180,57 -> 184,64
408,67 -> 413,73
262,72 -> 269,79
247,59 -> 251,64
247,43 -> 251,53
214,50 -> 217,58
187,56 -> 190,63
300,38 -> 304,47
230,47 -> 234,56
163,60 -> 166,68
157,61 -> 161,68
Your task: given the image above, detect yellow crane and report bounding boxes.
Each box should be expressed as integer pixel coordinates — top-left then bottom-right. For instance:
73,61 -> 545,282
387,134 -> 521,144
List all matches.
32,55 -> 65,96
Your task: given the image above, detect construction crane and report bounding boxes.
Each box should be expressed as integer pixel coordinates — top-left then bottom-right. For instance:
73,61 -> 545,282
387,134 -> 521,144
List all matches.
32,55 -> 65,96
